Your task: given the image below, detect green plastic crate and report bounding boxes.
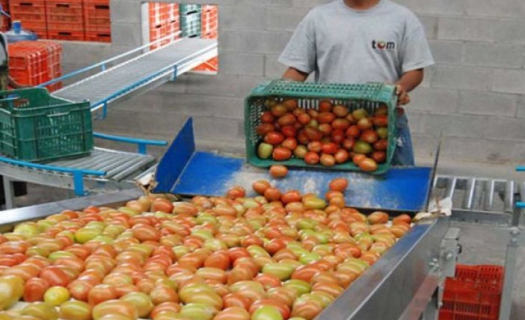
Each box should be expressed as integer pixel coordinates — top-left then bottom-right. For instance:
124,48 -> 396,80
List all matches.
0,88 -> 93,162
180,4 -> 201,15
244,80 -> 398,175
181,11 -> 201,37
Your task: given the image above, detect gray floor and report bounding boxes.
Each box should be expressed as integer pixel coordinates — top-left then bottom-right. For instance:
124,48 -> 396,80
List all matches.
2,158 -> 525,320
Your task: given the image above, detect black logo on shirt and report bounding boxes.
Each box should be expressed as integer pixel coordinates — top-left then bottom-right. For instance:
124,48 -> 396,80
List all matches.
372,40 -> 395,50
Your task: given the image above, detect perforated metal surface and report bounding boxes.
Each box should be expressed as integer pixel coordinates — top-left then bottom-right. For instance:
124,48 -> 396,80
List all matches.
53,38 -> 217,108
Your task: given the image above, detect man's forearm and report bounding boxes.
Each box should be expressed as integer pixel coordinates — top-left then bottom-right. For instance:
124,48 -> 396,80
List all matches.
395,69 -> 424,92
282,67 -> 309,82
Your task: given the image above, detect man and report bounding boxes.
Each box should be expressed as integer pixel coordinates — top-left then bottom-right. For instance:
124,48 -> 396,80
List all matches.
279,0 -> 434,166
0,5 -> 25,90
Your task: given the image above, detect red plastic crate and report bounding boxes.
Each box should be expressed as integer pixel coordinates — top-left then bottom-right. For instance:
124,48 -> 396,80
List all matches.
85,31 -> 110,42
201,4 -> 217,13
149,2 -> 169,26
192,56 -> 218,73
167,3 -> 179,23
202,30 -> 218,40
439,265 -> 503,320
47,29 -> 84,40
10,0 -> 47,30
83,0 -> 110,32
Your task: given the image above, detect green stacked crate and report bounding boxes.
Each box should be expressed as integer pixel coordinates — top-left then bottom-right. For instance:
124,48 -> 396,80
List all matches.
0,88 -> 93,162
180,4 -> 201,38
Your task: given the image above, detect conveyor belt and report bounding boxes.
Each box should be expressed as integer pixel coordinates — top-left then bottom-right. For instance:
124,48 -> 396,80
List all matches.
53,38 -> 218,111
0,148 -> 155,194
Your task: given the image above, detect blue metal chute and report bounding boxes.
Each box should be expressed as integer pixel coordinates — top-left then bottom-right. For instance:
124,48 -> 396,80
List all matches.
153,118 -> 433,213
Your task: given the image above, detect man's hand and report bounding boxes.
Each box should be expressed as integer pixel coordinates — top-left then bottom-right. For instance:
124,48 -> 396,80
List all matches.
396,84 -> 411,106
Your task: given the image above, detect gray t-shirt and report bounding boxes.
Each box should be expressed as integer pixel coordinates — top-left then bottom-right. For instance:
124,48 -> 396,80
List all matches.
279,0 -> 434,84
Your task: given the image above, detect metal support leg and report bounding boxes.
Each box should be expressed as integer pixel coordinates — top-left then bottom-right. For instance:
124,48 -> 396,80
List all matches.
3,176 -> 14,209
421,289 -> 440,320
499,228 -> 519,320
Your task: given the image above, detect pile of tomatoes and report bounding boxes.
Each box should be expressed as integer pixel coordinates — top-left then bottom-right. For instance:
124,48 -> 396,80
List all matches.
256,99 -> 390,172
0,178 -> 411,320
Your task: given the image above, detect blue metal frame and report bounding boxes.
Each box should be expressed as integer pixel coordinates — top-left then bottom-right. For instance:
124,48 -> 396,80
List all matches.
93,132 -> 168,155
517,166 -> 525,208
0,156 -> 105,196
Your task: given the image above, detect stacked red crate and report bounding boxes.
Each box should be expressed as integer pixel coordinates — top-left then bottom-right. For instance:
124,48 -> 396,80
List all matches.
83,0 -> 110,42
439,265 -> 503,320
0,0 -> 10,32
46,0 -> 84,41
192,4 -> 218,73
9,0 -> 47,38
8,40 -> 63,91
201,4 -> 217,37
149,2 -> 179,50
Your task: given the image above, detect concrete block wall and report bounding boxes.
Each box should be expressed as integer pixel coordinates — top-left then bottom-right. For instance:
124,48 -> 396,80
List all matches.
64,0 -> 525,164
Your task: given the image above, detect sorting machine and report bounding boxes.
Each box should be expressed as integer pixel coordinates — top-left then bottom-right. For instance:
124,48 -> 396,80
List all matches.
3,118 -> 506,320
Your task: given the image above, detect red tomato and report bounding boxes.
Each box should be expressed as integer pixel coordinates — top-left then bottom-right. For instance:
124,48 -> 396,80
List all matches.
277,114 -> 296,127
329,178 -> 349,192
68,280 -> 94,302
304,127 -> 322,141
88,284 -> 118,306
319,100 -> 332,112
321,143 -> 338,155
254,274 -> 282,290
346,125 -> 360,138
272,148 -> 292,161
23,277 -> 50,302
150,301 -> 182,318
264,132 -> 285,145
317,112 -> 335,124
291,266 -> 320,283
269,165 -> 288,179
307,141 -> 322,153
227,267 -> 256,285
291,301 -> 323,320
320,154 -> 336,167
373,139 -> 388,151
358,158 -> 378,172
342,138 -> 355,151
281,190 -> 302,204
361,129 -> 379,144
297,130 -> 309,145
304,152 -> 320,165
261,111 -> 275,123
318,123 -> 332,136
281,138 -> 298,151
333,105 -> 349,117
228,248 -> 251,262
204,251 -> 231,270
149,285 -> 179,305
372,151 -> 386,164
271,104 -> 287,117
352,154 -> 367,165
332,118 -> 350,131
223,293 -> 252,311
256,123 -> 275,136
264,188 -> 282,202
151,198 -> 174,213
250,299 -> 291,319
39,266 -> 70,287
334,149 -> 349,164
357,118 -> 373,130
92,300 -> 138,320
281,125 -> 297,138
330,129 -> 345,144
374,115 -> 388,127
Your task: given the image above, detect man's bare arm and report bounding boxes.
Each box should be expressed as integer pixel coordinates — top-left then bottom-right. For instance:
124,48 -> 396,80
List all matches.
282,67 -> 309,82
395,69 -> 424,105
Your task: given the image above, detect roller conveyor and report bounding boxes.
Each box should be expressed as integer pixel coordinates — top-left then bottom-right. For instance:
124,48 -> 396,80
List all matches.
52,38 -> 218,112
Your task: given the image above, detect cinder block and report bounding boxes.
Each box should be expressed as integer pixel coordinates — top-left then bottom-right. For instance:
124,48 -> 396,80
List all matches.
420,16 -> 438,39
440,137 -> 516,163
486,117 -> 525,142
194,116 -> 244,140
410,87 -> 459,114
265,54 -> 286,78
291,0 -> 332,9
495,20 -> 525,44
219,52 -> 265,76
516,95 -> 525,119
110,0 -> 141,23
394,0 -> 465,15
183,73 -> 265,98
492,69 -> 525,95
437,17 -> 496,42
428,40 -> 463,65
110,22 -> 142,47
266,7 -> 309,32
420,66 -> 433,88
96,109 -> 188,136
412,134 -> 440,159
423,114 -> 489,138
220,30 -> 293,54
219,5 -> 267,31
463,0 -> 524,19
432,65 -> 492,91
459,91 -> 517,117
243,0 -> 293,7
405,111 -> 427,134
60,42 -> 113,65
464,43 -> 524,69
